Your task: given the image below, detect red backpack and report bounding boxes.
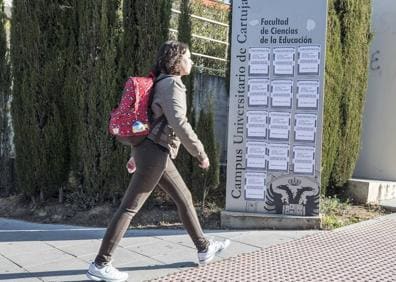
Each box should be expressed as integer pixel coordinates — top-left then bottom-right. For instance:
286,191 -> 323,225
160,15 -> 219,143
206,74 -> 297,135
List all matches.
108,73 -> 165,146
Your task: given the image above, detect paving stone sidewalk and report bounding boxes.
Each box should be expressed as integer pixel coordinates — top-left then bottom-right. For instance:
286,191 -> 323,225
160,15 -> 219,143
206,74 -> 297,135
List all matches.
0,218 -> 318,282
1,214 -> 395,281
151,213 -> 396,282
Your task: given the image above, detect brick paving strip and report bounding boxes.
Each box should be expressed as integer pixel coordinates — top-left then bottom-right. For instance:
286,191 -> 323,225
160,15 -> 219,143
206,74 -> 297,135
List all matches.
150,213 -> 396,282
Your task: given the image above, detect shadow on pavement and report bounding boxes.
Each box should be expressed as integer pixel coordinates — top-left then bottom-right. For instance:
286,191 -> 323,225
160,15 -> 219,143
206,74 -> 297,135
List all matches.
0,228 -> 189,242
0,270 -> 87,281
0,218 -> 243,242
0,262 -> 196,281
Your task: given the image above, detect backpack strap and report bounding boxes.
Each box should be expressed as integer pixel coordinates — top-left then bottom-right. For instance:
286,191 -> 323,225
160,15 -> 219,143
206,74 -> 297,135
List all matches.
149,75 -> 170,144
150,115 -> 164,129
154,118 -> 167,144
148,75 -> 169,123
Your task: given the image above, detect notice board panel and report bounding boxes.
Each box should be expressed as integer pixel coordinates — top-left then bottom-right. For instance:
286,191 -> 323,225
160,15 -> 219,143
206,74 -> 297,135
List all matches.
226,0 -> 328,216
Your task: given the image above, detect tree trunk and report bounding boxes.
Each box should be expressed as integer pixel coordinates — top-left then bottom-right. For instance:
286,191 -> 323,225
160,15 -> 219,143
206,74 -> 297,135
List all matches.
30,194 -> 36,206
39,189 -> 44,202
58,186 -> 64,204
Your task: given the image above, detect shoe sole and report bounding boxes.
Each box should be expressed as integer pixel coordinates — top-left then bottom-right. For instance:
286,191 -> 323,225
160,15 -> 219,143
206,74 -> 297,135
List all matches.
86,271 -> 127,282
198,239 -> 231,265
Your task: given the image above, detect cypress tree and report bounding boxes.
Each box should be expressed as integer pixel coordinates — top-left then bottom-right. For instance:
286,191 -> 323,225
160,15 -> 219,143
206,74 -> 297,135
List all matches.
0,0 -> 12,196
178,0 -> 192,53
120,0 -> 138,78
11,1 -> 69,202
119,1 -> 172,206
175,0 -> 194,187
330,0 -> 371,187
11,0 -> 36,199
97,0 -> 129,202
121,0 -> 172,78
74,0 -> 126,203
322,0 -> 343,194
61,0 -> 82,197
191,101 -> 220,207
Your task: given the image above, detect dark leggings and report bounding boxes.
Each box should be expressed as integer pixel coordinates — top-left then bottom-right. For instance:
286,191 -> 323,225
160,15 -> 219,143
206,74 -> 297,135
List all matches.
95,139 -> 209,265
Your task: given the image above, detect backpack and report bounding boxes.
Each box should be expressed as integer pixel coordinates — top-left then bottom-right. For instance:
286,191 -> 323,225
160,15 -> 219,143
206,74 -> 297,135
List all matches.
108,73 -> 166,146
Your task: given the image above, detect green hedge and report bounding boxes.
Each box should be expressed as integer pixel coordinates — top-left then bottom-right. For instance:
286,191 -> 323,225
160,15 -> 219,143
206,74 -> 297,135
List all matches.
174,0 -> 194,187
9,0 -> 172,205
10,0 -> 70,202
122,0 -> 172,77
72,0 -> 126,205
173,0 -> 221,206
322,0 -> 372,193
191,101 -> 220,206
5,0 -> 372,206
322,0 -> 343,193
0,0 -> 12,196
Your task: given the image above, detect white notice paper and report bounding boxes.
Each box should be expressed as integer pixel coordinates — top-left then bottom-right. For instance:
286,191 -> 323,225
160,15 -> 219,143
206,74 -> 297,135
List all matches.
298,46 -> 320,74
249,48 -> 270,75
268,143 -> 289,171
248,79 -> 270,106
245,171 -> 266,199
271,80 -> 293,107
273,47 -> 295,75
245,189 -> 265,199
269,112 -> 290,140
297,80 -> 319,108
247,111 -> 267,138
293,146 -> 315,174
246,142 -> 267,169
294,114 -> 317,142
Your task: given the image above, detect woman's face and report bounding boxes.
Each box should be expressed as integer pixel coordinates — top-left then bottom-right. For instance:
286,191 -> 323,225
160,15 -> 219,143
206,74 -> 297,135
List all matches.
179,49 -> 193,76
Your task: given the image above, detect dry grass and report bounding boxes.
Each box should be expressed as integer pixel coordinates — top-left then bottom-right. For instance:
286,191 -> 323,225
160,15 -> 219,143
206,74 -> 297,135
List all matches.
0,195 -> 390,230
320,196 -> 388,230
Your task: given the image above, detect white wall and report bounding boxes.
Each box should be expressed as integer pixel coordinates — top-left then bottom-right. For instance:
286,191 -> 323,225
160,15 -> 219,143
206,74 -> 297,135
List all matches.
354,0 -> 396,181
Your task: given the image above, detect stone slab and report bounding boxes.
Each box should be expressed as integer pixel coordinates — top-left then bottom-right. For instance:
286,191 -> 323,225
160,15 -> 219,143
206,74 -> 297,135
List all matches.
153,234 -> 196,250
2,247 -> 72,268
0,254 -> 31,281
23,257 -> 88,282
379,198 -> 396,212
347,178 -> 396,204
125,240 -> 192,258
221,211 -> 321,229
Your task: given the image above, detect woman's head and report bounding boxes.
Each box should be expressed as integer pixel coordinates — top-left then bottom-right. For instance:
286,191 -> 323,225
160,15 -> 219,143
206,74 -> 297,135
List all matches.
154,41 -> 193,76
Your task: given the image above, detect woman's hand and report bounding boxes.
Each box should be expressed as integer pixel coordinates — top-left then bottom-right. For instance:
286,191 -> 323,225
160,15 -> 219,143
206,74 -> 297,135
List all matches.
198,157 -> 210,170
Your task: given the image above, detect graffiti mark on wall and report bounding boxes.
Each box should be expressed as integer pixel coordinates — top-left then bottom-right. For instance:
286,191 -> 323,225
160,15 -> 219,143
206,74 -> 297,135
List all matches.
370,50 -> 381,71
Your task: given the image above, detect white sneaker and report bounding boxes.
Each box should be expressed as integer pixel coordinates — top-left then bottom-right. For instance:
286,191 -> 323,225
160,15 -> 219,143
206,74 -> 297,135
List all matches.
86,262 -> 128,282
197,239 -> 230,265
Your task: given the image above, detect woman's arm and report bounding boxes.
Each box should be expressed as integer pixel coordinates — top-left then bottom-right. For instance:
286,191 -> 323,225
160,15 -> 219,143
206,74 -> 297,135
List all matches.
159,78 -> 208,163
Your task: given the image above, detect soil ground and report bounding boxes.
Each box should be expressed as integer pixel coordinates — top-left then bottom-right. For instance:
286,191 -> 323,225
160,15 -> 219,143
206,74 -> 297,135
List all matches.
0,194 -> 220,229
0,194 -> 389,230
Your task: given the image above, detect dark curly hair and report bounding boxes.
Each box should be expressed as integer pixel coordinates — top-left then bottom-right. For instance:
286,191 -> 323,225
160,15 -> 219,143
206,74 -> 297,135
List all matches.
153,41 -> 189,76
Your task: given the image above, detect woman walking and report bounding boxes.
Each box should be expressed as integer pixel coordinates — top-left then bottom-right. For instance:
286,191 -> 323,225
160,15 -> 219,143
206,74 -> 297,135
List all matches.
86,41 -> 230,282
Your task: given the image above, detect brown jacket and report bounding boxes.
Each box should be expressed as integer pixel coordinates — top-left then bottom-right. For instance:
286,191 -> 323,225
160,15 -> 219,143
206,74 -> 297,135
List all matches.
148,74 -> 208,162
